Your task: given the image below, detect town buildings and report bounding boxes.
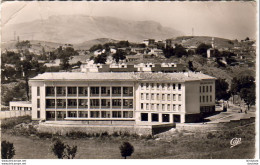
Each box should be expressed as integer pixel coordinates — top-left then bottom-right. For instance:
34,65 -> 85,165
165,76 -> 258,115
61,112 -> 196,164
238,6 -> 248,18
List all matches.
29,72 -> 216,125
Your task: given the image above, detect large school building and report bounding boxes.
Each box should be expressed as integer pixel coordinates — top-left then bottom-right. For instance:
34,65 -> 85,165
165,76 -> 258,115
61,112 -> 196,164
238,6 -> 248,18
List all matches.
29,72 -> 216,125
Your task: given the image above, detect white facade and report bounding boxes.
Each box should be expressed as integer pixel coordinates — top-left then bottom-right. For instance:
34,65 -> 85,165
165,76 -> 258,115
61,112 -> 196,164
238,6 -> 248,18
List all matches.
9,101 -> 32,111
29,72 -> 216,124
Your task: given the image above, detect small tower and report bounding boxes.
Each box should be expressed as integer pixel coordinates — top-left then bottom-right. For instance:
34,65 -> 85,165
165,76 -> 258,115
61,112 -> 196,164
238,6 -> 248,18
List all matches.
211,37 -> 215,49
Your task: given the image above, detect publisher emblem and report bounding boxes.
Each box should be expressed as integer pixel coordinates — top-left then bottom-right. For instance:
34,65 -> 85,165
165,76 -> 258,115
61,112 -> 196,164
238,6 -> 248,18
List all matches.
230,138 -> 241,148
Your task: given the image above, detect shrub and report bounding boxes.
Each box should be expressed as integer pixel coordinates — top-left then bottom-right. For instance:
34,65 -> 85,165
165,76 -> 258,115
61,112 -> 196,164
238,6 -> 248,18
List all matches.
1,141 -> 15,159
51,138 -> 78,159
206,132 -> 215,139
1,116 -> 31,129
119,141 -> 134,159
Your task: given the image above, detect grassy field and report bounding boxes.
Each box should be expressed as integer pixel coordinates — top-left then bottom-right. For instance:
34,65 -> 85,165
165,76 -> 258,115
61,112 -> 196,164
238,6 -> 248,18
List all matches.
1,116 -> 256,159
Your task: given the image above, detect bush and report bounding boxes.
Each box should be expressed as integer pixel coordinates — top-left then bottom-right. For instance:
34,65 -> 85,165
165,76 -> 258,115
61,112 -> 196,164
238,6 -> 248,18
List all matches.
51,138 -> 78,159
1,116 -> 31,129
1,141 -> 15,159
206,132 -> 215,139
119,141 -> 134,159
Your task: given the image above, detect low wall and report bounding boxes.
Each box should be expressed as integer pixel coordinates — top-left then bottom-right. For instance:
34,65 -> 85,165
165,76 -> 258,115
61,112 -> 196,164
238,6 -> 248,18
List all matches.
37,123 -> 153,135
176,117 -> 255,132
0,110 -> 31,119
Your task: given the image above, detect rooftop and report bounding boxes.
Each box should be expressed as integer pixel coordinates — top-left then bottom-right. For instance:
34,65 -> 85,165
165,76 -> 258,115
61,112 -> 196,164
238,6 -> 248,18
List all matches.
30,72 -> 216,82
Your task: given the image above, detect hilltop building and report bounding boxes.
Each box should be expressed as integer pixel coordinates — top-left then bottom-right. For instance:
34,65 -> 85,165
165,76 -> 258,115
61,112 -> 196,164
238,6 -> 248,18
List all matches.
29,72 -> 216,125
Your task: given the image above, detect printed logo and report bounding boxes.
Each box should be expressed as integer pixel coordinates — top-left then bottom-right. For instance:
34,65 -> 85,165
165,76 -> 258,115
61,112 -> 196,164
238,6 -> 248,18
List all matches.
230,138 -> 241,148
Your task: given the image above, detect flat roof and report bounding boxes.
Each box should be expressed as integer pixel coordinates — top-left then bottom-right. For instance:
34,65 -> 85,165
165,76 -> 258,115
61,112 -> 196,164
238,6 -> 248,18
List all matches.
30,72 -> 216,82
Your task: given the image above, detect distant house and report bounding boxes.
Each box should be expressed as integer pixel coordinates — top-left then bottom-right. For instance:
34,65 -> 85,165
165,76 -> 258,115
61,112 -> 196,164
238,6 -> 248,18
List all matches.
94,49 -> 105,56
126,54 -> 143,62
9,101 -> 32,111
143,39 -> 155,47
44,59 -> 61,67
207,48 -> 215,58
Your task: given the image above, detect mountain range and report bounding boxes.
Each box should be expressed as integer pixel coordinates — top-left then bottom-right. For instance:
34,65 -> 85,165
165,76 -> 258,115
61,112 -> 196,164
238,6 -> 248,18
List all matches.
2,15 -> 183,44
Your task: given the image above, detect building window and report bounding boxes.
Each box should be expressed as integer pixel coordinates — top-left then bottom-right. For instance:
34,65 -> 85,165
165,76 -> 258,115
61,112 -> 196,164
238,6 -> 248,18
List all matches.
68,99 -> 77,108
157,83 -> 160,90
46,99 -> 55,108
173,115 -> 180,123
79,99 -> 88,108
101,99 -> 110,108
206,86 -> 208,92
200,86 -> 201,93
150,104 -> 154,110
162,83 -> 165,90
112,99 -> 121,108
178,94 -> 182,101
90,87 -> 100,96
79,111 -> 88,118
162,114 -> 169,122
173,84 -> 176,90
37,87 -> 40,96
68,111 -> 77,118
90,99 -> 100,108
123,87 -> 133,96
112,87 -> 121,96
90,111 -> 100,118
141,103 -> 144,109
157,104 -> 160,111
146,93 -> 149,100
200,96 -> 201,103
157,94 -> 160,100
179,105 -> 182,111
206,96 -> 208,102
203,86 -> 205,93
162,104 -> 165,111
167,94 -> 171,101
210,86 -> 212,92
146,103 -> 149,110
141,93 -> 144,100
46,87 -> 55,96
162,94 -> 165,101
112,111 -> 121,118
37,111 -> 40,118
123,111 -> 133,118
178,84 -> 181,90
167,104 -> 170,111
151,113 -> 159,122
57,87 -> 66,96
78,87 -> 88,96
173,94 -> 176,101
57,99 -> 66,108
203,96 -> 205,102
151,83 -> 154,90
141,83 -> 144,90
141,113 -> 148,121
151,94 -> 154,100
210,95 -> 212,102
167,83 -> 171,90
173,104 -> 176,111
37,99 -> 40,108
101,111 -> 110,118
46,111 -> 55,120
68,87 -> 77,96
123,99 -> 133,109
146,83 -> 149,90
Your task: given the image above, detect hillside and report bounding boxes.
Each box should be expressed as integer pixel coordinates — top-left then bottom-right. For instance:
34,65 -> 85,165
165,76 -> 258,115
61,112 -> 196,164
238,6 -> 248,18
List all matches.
74,38 -> 118,50
2,15 -> 183,44
172,36 -> 235,49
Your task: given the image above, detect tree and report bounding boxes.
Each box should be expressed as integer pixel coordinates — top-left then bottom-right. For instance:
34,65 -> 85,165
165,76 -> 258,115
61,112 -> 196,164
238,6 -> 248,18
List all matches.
51,139 -> 66,159
89,44 -> 103,52
163,47 -> 175,58
174,44 -> 187,57
94,53 -> 107,64
196,43 -> 211,57
1,141 -> 15,159
188,61 -> 195,72
60,57 -> 70,71
51,139 -> 77,159
113,49 -> 126,63
64,145 -> 77,159
240,86 -> 255,110
119,141 -> 134,159
215,78 -> 230,102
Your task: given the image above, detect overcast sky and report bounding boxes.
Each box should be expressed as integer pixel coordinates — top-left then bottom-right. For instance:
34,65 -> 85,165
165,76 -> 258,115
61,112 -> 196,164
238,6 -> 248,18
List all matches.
2,1 -> 257,40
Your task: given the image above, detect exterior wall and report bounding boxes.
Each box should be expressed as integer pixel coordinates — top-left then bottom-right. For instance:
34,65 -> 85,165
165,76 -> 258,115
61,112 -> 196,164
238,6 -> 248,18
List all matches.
135,81 -> 186,124
199,79 -> 216,113
185,81 -> 200,114
9,102 -> 32,111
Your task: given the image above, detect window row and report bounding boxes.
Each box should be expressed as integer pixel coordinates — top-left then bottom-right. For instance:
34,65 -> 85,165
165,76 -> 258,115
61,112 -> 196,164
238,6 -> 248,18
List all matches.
200,95 -> 213,103
200,85 -> 212,93
45,99 -> 133,109
140,83 -> 181,90
141,93 -> 181,101
45,86 -> 133,97
45,111 -> 133,120
140,113 -> 181,123
140,103 -> 182,111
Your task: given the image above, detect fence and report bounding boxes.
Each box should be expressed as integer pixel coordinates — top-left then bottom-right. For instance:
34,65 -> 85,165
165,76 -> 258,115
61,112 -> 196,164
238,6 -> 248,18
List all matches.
0,110 -> 31,119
